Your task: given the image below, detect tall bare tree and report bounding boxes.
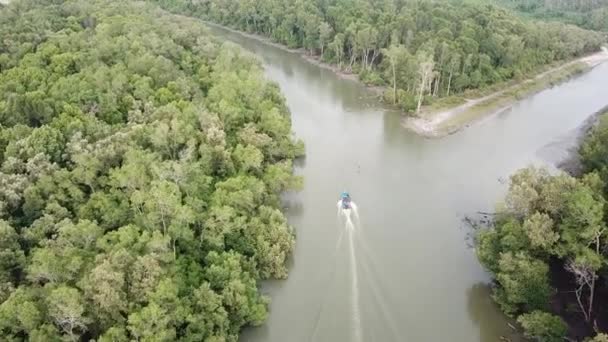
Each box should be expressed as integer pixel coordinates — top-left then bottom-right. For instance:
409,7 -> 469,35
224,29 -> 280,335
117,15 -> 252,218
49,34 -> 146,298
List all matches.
416,52 -> 435,114
382,44 -> 407,104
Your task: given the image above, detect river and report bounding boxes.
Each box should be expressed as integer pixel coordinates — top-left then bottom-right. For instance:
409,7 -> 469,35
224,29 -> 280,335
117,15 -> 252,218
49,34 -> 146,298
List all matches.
208,26 -> 608,342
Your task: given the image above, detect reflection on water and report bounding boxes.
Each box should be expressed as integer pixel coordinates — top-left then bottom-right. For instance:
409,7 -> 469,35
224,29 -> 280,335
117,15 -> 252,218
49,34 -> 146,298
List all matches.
208,24 -> 608,342
468,283 -> 523,341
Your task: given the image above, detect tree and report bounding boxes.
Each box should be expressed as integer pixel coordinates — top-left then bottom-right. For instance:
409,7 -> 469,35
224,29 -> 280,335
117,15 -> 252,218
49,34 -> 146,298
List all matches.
382,44 -> 408,105
132,180 -> 195,258
446,53 -> 460,96
355,25 -> 379,70
130,254 -> 164,303
565,254 -> 602,322
185,282 -> 230,340
415,52 -> 435,114
27,245 -> 84,285
559,186 -> 606,322
523,212 -> 558,252
495,252 -> 551,315
127,302 -> 175,342
319,22 -> 333,58
302,14 -> 320,55
98,327 -> 129,342
517,311 -> 567,342
233,144 -> 264,173
29,324 -> 62,342
504,167 -> 549,218
47,286 -> 89,341
0,220 -> 25,284
82,254 -> 129,328
0,288 -> 43,337
330,33 -> 345,69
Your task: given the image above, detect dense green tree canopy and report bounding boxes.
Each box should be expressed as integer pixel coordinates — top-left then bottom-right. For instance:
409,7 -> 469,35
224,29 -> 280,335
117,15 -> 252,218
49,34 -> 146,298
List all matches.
0,0 -> 303,340
476,112 -> 608,340
490,0 -> 608,32
153,0 -> 605,112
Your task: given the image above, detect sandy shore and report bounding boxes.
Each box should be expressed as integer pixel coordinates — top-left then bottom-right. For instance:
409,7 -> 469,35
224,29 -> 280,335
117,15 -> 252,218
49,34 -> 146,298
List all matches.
404,48 -> 608,138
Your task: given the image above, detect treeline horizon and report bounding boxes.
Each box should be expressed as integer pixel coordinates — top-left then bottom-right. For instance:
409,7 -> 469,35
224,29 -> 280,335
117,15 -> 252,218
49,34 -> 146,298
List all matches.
489,0 -> 608,32
153,0 -> 605,113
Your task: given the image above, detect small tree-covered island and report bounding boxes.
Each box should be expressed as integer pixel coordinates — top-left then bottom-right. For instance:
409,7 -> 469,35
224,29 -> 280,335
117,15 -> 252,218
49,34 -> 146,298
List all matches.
0,0 -> 303,340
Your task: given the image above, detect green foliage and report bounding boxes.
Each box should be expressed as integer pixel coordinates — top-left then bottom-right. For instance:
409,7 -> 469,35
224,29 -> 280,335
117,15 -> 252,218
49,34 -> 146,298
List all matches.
494,252 -> 551,314
588,333 -> 608,342
476,119 -> 608,338
488,0 -> 608,32
523,212 -> 558,252
0,221 -> 25,284
516,310 -> 567,342
153,0 -> 605,112
47,286 -> 90,339
0,0 -> 303,340
581,113 -> 608,195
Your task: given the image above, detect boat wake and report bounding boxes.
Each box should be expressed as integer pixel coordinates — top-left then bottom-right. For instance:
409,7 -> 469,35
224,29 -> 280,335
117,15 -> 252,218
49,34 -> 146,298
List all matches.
337,200 -> 360,226
347,215 -> 363,342
337,201 -> 362,341
310,201 -> 367,342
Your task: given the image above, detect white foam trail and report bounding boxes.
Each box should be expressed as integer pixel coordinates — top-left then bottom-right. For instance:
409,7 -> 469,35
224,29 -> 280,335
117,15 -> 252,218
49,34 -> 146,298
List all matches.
347,203 -> 399,341
350,202 -> 360,223
345,211 -> 353,229
309,227 -> 346,342
347,222 -> 363,342
337,200 -> 350,224
338,200 -> 358,225
354,234 -> 401,341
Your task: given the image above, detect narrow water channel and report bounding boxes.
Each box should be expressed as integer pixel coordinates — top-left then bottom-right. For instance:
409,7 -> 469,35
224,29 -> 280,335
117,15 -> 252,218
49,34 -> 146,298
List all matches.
208,25 -> 608,342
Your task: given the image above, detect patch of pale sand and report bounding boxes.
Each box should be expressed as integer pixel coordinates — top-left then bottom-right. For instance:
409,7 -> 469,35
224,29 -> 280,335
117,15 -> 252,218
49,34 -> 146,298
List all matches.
404,49 -> 608,138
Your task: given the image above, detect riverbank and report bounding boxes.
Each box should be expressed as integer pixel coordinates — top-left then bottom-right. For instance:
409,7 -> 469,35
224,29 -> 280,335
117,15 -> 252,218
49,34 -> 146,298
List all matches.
204,22 -> 608,140
207,18 -> 608,342
204,22 -> 366,85
556,104 -> 608,175
404,48 -> 608,138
